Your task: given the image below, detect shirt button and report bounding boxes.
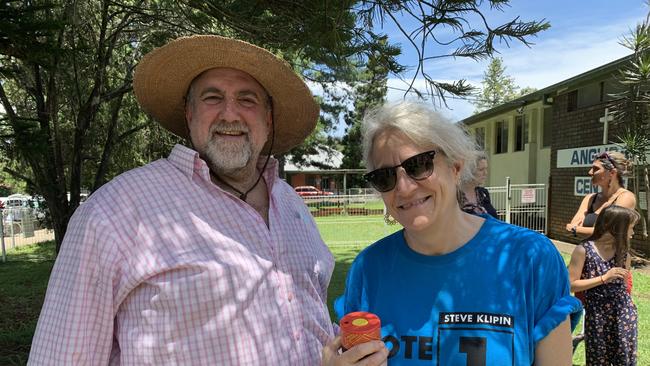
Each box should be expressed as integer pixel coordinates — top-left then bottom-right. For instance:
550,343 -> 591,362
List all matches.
294,331 -> 301,341
288,293 -> 294,302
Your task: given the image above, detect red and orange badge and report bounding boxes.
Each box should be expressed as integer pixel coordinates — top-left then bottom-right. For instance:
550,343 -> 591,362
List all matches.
340,311 -> 381,351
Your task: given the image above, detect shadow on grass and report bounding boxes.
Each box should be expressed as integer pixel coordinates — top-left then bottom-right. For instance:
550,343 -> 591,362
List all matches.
0,241 -> 55,365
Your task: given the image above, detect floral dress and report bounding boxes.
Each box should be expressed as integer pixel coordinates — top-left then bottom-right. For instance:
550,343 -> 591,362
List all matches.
581,241 -> 637,366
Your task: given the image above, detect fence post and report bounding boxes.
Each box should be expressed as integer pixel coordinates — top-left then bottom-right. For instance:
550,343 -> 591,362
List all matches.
1,210 -> 5,263
543,183 -> 549,235
505,177 -> 512,224
10,209 -> 15,249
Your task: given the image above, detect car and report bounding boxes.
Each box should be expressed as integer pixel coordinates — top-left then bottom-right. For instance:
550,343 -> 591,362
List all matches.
294,185 -> 334,197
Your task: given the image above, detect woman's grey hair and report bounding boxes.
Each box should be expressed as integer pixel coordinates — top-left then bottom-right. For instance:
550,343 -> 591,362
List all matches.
461,151 -> 488,185
362,101 -> 479,178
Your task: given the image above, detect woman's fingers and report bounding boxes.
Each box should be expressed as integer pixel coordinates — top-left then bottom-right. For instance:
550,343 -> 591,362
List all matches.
343,341 -> 388,365
322,337 -> 388,366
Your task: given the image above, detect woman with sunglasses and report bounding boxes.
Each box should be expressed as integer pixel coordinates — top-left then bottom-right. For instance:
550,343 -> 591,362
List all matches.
566,151 -> 636,238
335,101 -> 579,365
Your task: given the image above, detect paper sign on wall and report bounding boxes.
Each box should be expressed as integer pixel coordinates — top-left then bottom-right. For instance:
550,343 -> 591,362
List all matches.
521,189 -> 536,204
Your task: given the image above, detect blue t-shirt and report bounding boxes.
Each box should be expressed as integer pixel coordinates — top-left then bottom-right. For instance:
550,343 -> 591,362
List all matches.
336,216 -> 580,365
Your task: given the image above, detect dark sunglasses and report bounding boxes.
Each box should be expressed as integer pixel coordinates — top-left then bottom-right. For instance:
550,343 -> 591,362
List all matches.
364,150 -> 437,192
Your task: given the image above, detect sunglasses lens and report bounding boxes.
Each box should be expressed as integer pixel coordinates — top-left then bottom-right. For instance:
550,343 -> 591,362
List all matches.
403,152 -> 434,180
365,168 -> 396,192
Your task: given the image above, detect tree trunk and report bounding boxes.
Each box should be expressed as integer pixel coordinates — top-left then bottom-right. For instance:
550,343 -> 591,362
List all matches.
50,200 -> 72,253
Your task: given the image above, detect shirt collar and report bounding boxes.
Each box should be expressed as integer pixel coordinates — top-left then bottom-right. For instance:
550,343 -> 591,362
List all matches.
167,144 -> 280,188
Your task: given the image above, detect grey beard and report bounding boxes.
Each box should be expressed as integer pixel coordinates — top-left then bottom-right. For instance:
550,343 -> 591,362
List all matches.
202,137 -> 253,175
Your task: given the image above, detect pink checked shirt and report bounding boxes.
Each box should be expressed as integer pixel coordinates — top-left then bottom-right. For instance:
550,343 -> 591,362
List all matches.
29,145 -> 335,365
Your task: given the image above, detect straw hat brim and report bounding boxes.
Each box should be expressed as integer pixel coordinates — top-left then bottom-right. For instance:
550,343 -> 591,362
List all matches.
133,35 -> 319,154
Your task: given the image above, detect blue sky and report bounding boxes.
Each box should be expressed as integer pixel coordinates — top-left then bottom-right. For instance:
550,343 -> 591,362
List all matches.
381,0 -> 646,122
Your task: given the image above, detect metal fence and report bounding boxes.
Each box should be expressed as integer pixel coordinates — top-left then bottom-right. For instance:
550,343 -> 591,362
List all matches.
486,177 -> 548,233
303,182 -> 548,249
301,194 -> 385,218
1,208 -> 54,261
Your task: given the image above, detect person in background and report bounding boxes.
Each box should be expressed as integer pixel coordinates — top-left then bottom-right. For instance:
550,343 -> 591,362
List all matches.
568,205 -> 639,366
566,151 -> 636,237
28,35 -> 386,365
336,101 -> 580,365
460,152 -> 499,219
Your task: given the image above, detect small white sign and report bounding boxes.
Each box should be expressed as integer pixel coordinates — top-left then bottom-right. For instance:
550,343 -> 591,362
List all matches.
521,189 -> 536,204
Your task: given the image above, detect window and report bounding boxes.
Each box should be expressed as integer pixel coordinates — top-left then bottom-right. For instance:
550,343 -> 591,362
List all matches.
515,115 -> 528,151
599,81 -> 605,102
495,121 -> 508,154
542,108 -> 552,147
567,90 -> 578,112
474,127 -> 486,149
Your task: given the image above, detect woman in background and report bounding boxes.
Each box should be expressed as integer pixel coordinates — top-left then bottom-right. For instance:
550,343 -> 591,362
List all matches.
460,152 -> 498,219
566,151 -> 636,237
568,205 -> 639,366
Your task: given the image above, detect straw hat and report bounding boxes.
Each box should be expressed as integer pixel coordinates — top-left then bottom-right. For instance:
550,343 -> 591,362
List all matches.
133,35 -> 319,154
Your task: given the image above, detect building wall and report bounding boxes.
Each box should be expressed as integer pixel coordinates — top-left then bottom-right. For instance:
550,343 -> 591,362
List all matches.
491,150 -> 530,185
468,100 -> 548,186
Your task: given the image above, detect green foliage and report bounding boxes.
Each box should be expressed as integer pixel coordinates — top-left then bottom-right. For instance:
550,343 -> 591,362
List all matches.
0,0 -> 550,251
473,57 -> 520,113
340,41 -> 389,188
609,4 -> 650,239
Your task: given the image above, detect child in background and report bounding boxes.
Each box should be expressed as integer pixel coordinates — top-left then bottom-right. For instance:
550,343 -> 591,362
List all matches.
568,205 -> 639,366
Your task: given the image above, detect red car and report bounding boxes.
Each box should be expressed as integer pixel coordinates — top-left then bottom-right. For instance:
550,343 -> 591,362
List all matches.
294,186 -> 333,197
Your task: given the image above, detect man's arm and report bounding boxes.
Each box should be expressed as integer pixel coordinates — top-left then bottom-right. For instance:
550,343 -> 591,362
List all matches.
28,204 -> 119,365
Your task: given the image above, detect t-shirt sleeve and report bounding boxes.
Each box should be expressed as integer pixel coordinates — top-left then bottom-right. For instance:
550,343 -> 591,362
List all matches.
530,237 -> 582,343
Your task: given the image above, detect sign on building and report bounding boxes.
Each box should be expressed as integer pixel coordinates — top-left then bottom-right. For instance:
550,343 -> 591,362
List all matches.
574,177 -> 600,196
557,144 -> 622,168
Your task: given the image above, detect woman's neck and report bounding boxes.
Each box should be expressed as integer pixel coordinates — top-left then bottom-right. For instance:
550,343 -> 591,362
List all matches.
601,182 -> 622,199
403,210 -> 483,255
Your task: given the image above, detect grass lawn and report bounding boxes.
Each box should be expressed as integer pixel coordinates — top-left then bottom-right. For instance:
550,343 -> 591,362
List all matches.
1,218 -> 648,365
0,241 -> 55,365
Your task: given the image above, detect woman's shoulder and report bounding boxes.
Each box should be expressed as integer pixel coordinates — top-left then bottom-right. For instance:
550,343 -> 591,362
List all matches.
482,219 -> 551,248
576,241 -> 590,251
614,189 -> 637,208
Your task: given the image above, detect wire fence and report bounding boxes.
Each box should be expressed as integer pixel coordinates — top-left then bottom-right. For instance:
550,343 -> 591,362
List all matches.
306,184 -> 548,250
0,184 -> 547,260
1,208 -> 55,261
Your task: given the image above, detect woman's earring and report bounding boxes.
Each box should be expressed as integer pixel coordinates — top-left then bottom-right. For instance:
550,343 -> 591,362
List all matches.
384,212 -> 398,225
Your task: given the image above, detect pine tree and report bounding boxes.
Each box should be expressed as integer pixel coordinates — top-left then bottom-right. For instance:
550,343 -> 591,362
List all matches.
473,57 -> 520,113
341,43 -> 389,190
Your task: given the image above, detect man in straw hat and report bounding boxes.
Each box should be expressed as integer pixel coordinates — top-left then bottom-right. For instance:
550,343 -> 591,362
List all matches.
28,35 -> 387,365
